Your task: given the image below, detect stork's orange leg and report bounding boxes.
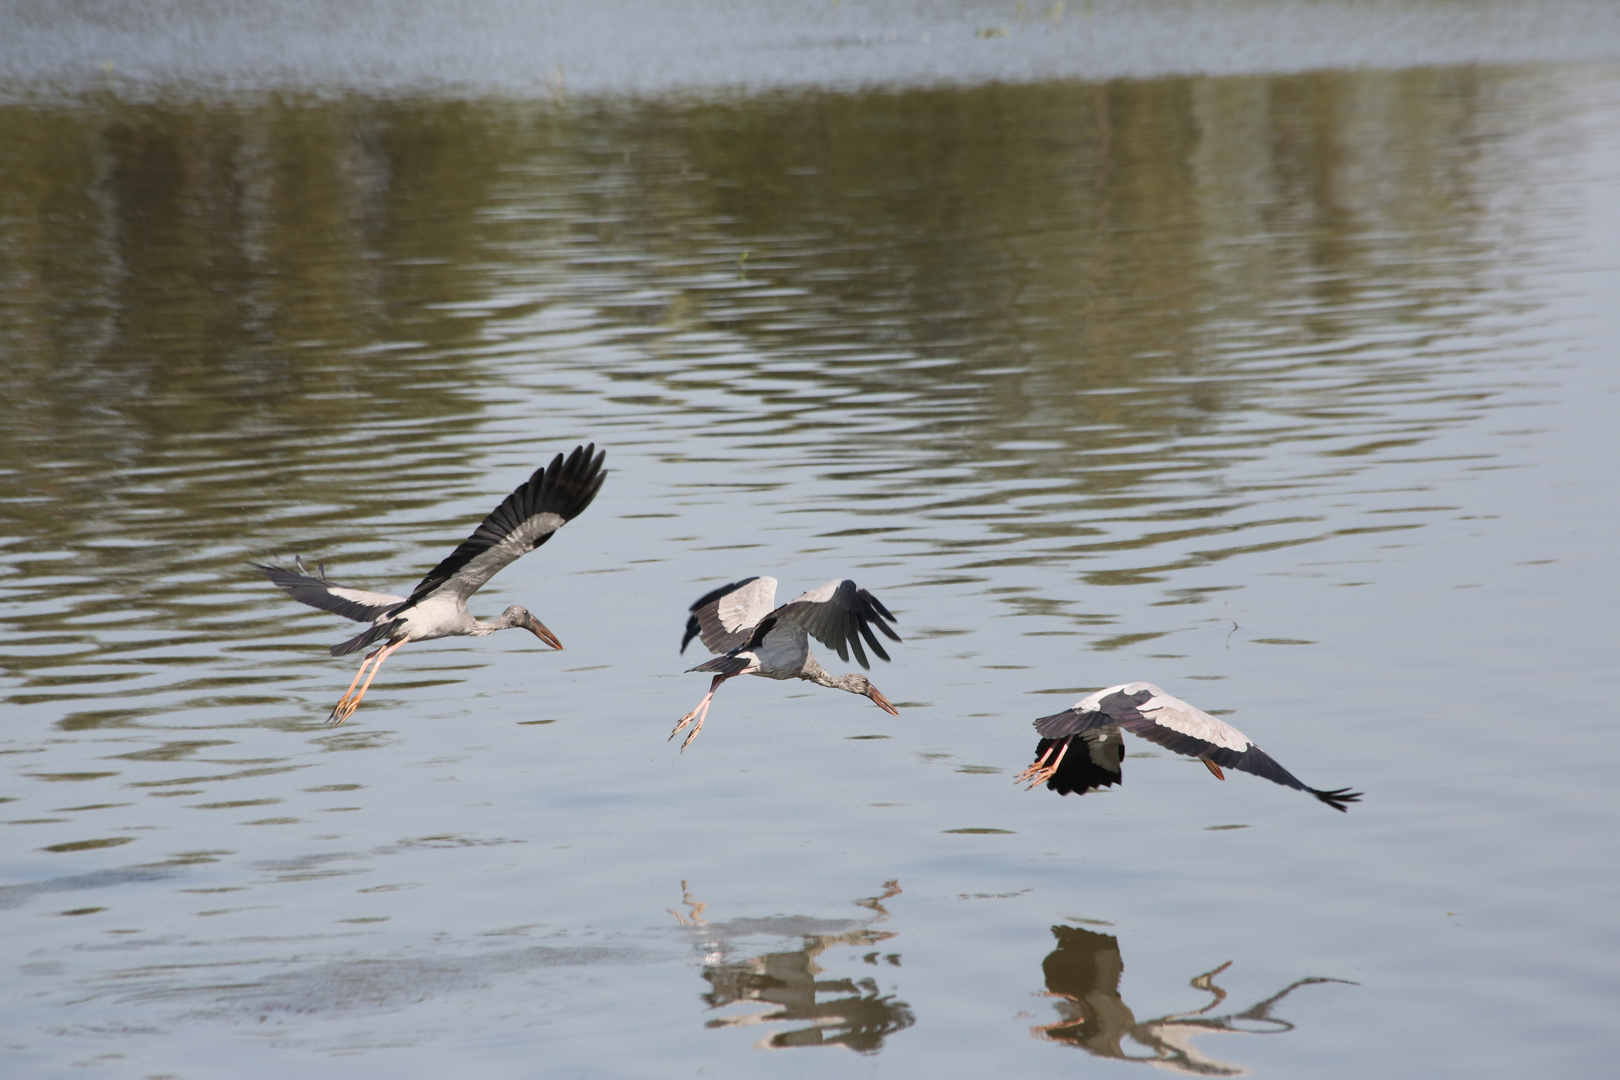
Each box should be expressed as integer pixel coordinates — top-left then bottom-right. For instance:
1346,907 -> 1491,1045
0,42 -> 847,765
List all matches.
329,639 -> 406,725
1018,737 -> 1072,789
670,674 -> 732,752
1015,743 -> 1057,787
332,648 -> 383,711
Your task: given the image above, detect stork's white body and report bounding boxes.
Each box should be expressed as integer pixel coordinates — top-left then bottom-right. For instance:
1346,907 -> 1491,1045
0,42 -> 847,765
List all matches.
387,592 -> 477,643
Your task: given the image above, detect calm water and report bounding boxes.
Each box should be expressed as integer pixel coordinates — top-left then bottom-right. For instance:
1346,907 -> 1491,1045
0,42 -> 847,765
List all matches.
3,6 -> 1620,1078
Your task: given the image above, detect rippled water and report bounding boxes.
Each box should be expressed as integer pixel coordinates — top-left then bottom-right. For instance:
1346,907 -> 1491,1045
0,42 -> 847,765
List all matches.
3,10 -> 1620,1078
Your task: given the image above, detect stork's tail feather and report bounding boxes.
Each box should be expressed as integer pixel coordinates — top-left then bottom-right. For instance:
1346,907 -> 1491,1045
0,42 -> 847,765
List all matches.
332,619 -> 402,658
686,652 -> 753,676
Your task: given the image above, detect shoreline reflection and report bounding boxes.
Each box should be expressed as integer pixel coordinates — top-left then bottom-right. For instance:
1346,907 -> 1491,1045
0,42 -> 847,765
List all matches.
671,880 -> 914,1053
1033,924 -> 1354,1075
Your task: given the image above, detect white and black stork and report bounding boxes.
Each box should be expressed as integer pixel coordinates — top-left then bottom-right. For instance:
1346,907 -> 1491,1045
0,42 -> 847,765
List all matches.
1016,682 -> 1361,811
672,576 -> 901,750
255,444 -> 606,724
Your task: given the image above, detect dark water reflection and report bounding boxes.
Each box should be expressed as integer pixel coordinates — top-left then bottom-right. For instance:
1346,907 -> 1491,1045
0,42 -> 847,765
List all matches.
1,52 -> 1617,1080
1035,924 -> 1353,1075
675,880 -> 914,1052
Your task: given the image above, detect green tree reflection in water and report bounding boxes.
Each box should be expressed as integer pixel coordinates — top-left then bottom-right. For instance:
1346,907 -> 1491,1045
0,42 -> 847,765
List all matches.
0,65 -> 1531,709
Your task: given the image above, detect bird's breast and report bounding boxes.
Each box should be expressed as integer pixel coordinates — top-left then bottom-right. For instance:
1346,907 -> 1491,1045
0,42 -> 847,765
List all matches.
753,629 -> 810,679
389,595 -> 471,642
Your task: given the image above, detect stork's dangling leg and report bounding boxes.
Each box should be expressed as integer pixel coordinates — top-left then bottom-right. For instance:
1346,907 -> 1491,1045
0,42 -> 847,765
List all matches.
329,639 -> 407,725
1016,742 -> 1057,787
331,648 -> 384,713
670,673 -> 733,752
1017,737 -> 1072,789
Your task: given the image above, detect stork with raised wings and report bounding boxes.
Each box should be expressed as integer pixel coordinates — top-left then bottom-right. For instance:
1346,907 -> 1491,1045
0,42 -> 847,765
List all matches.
672,577 -> 901,750
256,444 -> 606,724
1017,682 -> 1361,811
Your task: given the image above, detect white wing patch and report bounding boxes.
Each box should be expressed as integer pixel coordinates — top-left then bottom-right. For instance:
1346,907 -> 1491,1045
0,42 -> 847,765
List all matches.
787,580 -> 843,606
1077,681 -> 1253,752
719,576 -> 778,633
327,585 -> 407,609
1141,699 -> 1251,752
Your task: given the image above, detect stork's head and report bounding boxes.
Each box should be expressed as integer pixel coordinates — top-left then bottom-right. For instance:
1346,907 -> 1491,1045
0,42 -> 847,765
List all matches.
500,605 -> 563,650
837,673 -> 898,715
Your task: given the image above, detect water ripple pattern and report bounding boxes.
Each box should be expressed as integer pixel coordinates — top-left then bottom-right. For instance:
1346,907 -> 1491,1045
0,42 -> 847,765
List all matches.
1,49 -> 1618,1080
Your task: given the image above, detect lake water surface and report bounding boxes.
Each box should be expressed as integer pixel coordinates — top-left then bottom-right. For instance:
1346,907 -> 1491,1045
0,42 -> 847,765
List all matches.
3,4 -> 1619,1078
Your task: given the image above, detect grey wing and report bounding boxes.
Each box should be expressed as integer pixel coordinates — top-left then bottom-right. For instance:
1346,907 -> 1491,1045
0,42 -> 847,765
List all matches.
772,579 -> 901,670
1031,685 -> 1148,739
681,576 -> 778,655
1067,682 -> 1362,812
254,559 -> 405,623
402,444 -> 606,609
1090,684 -> 1252,749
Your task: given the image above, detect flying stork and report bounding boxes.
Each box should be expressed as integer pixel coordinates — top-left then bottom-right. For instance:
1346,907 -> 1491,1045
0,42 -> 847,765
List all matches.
1016,682 -> 1361,811
255,444 -> 606,724
672,576 -> 901,750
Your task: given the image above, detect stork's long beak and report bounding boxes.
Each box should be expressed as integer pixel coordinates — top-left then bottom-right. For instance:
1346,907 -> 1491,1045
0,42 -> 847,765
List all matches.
1202,758 -> 1225,780
527,616 -> 563,650
868,686 -> 899,716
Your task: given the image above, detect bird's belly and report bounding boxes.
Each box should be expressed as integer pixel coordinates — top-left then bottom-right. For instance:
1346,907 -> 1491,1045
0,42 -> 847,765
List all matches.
388,597 -> 469,642
383,614 -> 430,642
752,634 -> 809,679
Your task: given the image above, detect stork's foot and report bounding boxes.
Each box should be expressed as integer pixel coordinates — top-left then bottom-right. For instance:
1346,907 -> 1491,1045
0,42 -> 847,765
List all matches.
1016,738 -> 1071,790
671,674 -> 727,753
669,710 -> 706,752
1016,761 -> 1056,789
324,640 -> 403,726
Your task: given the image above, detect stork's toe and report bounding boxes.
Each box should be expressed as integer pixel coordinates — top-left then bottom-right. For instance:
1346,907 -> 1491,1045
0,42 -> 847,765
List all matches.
327,693 -> 365,725
679,716 -> 707,752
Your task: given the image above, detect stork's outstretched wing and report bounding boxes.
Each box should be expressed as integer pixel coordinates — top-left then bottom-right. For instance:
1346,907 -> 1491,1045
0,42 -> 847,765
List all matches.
681,576 -> 779,655
254,559 -> 405,623
1032,682 -> 1361,811
402,444 -> 606,610
767,579 -> 901,670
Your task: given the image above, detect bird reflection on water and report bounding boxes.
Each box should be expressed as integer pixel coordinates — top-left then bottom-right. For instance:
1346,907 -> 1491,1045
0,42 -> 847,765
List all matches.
670,881 -> 914,1053
1033,924 -> 1355,1074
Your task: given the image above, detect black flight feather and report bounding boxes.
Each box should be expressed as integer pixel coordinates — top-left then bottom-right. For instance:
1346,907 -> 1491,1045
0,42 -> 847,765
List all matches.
399,444 -> 605,611
1037,733 -> 1126,797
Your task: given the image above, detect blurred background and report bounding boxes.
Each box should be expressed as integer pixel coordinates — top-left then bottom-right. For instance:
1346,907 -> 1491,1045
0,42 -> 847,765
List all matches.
2,2 -> 1618,1077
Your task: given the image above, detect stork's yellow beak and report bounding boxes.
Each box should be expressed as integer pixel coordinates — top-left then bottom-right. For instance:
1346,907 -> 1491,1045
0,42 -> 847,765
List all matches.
527,616 -> 563,650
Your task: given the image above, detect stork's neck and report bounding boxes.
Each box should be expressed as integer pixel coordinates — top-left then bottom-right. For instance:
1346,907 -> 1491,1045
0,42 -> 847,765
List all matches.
800,655 -> 865,694
471,609 -> 526,636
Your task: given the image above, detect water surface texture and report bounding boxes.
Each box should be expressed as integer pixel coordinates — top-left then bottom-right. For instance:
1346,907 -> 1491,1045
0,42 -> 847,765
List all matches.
3,5 -> 1619,1078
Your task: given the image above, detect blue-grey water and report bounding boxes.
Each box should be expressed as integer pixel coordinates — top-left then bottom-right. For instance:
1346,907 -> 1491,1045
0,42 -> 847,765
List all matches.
2,4 -> 1619,1077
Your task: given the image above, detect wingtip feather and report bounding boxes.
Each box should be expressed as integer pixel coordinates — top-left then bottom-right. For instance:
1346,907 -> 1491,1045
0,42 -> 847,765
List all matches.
1310,786 -> 1363,812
